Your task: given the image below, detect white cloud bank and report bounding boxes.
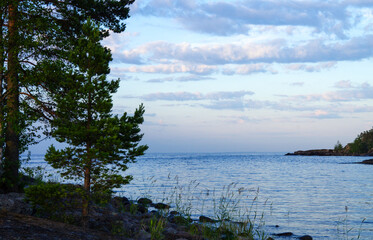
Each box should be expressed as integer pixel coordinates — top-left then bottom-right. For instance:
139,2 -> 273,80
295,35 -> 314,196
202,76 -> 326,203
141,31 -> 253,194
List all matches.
133,0 -> 370,37
111,34 -> 373,76
129,82 -> 373,117
104,0 -> 373,77
118,36 -> 373,65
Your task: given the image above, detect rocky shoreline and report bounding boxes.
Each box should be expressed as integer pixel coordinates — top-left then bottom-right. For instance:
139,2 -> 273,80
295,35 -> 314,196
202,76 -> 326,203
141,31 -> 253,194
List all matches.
285,149 -> 373,156
358,159 -> 373,165
0,192 -> 314,240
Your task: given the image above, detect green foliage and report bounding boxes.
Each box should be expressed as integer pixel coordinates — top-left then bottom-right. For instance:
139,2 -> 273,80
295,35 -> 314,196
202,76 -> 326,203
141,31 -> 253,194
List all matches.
25,182 -> 82,223
0,0 -> 135,192
111,220 -> 129,237
334,141 -> 344,152
173,215 -> 193,225
149,217 -> 165,240
129,203 -> 139,215
347,127 -> 373,154
44,19 -> 147,218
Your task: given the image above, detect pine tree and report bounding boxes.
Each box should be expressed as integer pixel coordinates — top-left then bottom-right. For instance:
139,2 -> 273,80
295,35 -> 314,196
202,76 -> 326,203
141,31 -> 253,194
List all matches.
44,20 -> 148,223
0,0 -> 135,192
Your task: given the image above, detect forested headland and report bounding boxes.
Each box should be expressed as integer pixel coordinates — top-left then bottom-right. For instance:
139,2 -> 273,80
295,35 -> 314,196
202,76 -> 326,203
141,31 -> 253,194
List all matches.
287,127 -> 373,156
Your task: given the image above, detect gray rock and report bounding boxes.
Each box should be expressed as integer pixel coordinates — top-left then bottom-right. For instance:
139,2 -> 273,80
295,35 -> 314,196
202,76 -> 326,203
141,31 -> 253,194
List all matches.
137,204 -> 148,214
168,215 -> 193,225
136,230 -> 151,240
164,227 -> 178,235
274,232 -> 294,236
0,193 -> 32,214
153,202 -> 170,210
299,235 -> 313,240
199,215 -> 218,223
111,196 -> 130,209
137,197 -> 152,205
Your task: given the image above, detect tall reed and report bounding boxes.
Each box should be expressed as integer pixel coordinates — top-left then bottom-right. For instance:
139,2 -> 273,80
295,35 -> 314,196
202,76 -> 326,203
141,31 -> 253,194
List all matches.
130,174 -> 270,239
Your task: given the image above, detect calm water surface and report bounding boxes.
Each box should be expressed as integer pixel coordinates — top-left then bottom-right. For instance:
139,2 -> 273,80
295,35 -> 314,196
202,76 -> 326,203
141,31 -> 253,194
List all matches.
27,152 -> 373,239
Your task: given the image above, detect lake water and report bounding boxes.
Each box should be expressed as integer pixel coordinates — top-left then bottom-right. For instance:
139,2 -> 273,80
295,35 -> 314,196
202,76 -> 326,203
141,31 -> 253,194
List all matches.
25,152 -> 373,239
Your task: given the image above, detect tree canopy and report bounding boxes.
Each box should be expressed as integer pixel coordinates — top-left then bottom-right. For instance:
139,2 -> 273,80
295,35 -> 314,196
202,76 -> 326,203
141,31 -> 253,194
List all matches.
44,19 -> 147,222
0,0 -> 136,192
346,127 -> 373,155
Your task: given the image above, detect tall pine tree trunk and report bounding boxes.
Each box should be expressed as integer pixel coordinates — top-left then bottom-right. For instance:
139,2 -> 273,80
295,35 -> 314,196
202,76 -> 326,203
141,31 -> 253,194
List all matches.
0,7 -> 5,164
82,146 -> 91,228
82,82 -> 93,227
4,2 -> 19,192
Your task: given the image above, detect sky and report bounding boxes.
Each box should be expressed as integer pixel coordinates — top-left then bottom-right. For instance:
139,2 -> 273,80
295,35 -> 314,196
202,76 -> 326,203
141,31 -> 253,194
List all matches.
101,0 -> 373,153
32,0 -> 373,153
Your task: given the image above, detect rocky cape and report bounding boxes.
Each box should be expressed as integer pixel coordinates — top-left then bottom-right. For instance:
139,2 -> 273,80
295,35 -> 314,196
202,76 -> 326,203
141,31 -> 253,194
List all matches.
359,159 -> 373,165
285,149 -> 373,156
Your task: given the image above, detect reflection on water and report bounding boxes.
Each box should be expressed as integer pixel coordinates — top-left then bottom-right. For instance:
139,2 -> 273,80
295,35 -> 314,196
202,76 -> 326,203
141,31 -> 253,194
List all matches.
25,153 -> 373,239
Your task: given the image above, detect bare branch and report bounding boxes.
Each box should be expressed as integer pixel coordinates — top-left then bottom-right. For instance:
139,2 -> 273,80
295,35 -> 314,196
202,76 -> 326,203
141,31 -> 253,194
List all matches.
20,90 -> 56,122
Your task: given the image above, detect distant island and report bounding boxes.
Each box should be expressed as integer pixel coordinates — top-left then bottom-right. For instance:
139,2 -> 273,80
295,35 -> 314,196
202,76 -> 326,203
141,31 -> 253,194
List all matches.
286,127 -> 373,156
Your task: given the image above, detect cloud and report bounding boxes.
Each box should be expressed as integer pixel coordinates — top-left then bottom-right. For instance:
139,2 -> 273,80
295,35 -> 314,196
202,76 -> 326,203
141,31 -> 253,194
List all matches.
144,113 -> 157,117
291,82 -> 305,87
139,90 -> 257,112
106,69 -> 138,80
236,116 -> 263,124
286,62 -> 337,72
202,100 -> 248,111
280,36 -> 373,62
147,75 -> 214,83
130,84 -> 373,117
177,11 -> 251,36
116,35 -> 373,69
222,64 -> 278,75
122,64 -> 217,75
102,32 -> 139,54
143,120 -> 176,127
115,1 -> 373,78
302,110 -> 342,119
207,91 -> 254,100
288,82 -> 373,102
118,40 -> 283,65
334,80 -> 353,88
348,105 -> 373,113
141,90 -> 254,101
132,0 -> 368,37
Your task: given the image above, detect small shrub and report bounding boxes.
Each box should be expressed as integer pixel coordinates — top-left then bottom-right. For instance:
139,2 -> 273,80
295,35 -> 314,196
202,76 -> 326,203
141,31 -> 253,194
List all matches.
25,182 -> 82,223
91,189 -> 113,206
